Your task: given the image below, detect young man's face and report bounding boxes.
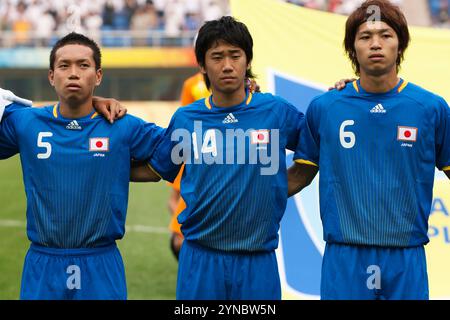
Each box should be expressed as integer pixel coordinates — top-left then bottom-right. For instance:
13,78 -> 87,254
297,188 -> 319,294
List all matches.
200,40 -> 249,96
48,44 -> 102,104
354,21 -> 399,77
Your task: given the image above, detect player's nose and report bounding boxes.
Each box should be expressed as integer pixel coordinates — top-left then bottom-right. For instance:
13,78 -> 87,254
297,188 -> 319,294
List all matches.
370,36 -> 382,50
222,57 -> 234,71
68,66 -> 80,79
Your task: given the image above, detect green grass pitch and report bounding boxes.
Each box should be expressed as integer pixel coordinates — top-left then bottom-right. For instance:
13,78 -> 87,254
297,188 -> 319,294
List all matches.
0,155 -> 178,299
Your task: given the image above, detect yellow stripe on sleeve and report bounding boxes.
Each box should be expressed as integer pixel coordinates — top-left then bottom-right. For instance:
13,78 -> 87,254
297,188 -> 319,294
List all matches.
295,159 -> 319,167
147,163 -> 162,179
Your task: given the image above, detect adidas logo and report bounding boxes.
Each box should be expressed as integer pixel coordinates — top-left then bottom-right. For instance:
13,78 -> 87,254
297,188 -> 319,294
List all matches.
370,104 -> 386,113
222,113 -> 238,124
66,120 -> 82,130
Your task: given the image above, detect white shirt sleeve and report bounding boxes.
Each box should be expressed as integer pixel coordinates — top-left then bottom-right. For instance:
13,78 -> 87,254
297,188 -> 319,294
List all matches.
0,88 -> 33,121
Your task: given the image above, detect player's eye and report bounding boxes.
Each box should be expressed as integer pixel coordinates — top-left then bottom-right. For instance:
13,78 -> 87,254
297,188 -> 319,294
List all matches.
80,63 -> 90,68
58,64 -> 68,68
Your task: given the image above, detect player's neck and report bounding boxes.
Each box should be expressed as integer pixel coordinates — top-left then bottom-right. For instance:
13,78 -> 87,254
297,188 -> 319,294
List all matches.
59,98 -> 94,119
211,86 -> 246,108
359,69 -> 400,93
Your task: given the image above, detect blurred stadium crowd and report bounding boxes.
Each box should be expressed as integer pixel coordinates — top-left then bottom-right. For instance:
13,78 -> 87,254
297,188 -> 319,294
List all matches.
0,0 -> 230,47
0,0 -> 448,48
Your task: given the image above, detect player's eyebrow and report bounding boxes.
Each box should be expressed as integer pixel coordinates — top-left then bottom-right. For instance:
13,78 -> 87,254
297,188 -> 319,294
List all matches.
210,49 -> 243,56
358,28 -> 393,36
57,58 -> 91,64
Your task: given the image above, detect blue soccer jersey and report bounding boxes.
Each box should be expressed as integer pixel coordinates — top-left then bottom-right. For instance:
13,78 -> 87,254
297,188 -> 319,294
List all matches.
0,103 -> 164,248
149,91 -> 303,252
295,79 -> 450,247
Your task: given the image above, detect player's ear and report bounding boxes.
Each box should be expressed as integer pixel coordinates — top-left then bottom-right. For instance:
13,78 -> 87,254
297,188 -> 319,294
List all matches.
95,68 -> 103,86
48,69 -> 55,86
199,64 -> 207,75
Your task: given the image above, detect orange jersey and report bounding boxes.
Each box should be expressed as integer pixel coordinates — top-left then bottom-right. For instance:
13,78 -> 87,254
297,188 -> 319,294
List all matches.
180,72 -> 210,106
168,165 -> 186,234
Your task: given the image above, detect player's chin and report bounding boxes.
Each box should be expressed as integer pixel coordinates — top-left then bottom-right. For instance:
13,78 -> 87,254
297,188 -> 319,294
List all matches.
65,93 -> 87,104
219,84 -> 243,94
364,65 -> 392,77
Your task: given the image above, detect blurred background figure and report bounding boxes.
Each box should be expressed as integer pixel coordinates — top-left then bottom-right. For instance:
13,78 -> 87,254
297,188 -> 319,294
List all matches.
167,71 -> 209,260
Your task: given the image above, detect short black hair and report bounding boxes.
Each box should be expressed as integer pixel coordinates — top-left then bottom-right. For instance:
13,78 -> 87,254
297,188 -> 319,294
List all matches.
50,32 -> 101,70
195,16 -> 255,89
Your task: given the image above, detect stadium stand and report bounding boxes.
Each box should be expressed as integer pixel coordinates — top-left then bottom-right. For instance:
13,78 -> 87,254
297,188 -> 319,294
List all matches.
0,0 -> 230,47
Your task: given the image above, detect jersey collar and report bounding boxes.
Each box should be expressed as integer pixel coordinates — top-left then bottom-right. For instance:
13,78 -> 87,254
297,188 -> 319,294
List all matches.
204,90 -> 253,110
52,103 -> 99,120
352,78 -> 408,95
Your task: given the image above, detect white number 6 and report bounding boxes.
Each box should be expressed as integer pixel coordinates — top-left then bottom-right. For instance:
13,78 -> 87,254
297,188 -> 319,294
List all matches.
37,132 -> 53,159
339,120 -> 355,149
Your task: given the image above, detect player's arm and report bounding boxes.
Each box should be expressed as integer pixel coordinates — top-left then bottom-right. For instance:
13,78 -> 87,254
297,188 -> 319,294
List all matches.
0,88 -> 33,122
168,189 -> 180,214
130,161 -> 161,182
287,162 -> 318,197
288,97 -> 321,197
92,96 -> 127,124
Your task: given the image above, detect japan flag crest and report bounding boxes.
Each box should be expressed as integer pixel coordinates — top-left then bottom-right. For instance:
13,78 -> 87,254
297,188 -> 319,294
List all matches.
397,126 -> 418,142
89,137 -> 109,152
250,130 -> 270,144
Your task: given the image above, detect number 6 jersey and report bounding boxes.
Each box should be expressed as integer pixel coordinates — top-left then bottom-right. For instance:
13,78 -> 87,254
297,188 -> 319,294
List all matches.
294,79 -> 450,247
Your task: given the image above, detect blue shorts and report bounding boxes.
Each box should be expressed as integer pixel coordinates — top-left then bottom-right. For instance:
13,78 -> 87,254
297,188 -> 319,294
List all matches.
20,243 -> 127,300
177,240 -> 281,300
321,243 -> 429,300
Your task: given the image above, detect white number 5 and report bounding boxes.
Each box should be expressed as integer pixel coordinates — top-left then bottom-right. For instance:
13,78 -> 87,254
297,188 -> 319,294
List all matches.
37,132 -> 53,159
339,120 -> 355,149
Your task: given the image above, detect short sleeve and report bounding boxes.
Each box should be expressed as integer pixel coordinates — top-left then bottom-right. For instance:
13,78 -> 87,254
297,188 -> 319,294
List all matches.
148,111 -> 185,182
127,115 -> 165,161
0,103 -> 25,159
293,98 -> 320,167
435,97 -> 450,171
281,100 -> 305,152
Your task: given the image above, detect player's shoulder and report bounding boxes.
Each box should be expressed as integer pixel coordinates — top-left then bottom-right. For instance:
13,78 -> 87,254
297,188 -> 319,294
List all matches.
250,92 -> 298,112
116,113 -> 156,129
307,83 -> 355,113
174,98 -> 208,116
401,82 -> 448,108
7,103 -> 52,119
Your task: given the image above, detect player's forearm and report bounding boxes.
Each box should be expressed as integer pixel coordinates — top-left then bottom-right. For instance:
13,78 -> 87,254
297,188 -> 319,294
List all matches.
168,189 -> 180,214
130,161 -> 161,182
287,163 -> 318,197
